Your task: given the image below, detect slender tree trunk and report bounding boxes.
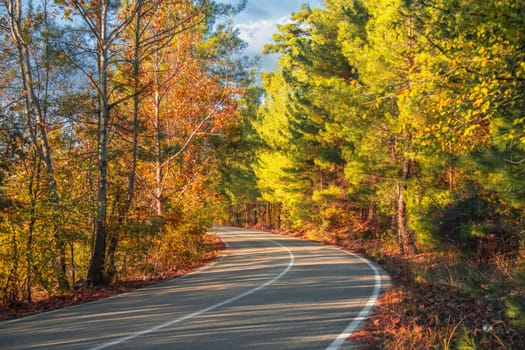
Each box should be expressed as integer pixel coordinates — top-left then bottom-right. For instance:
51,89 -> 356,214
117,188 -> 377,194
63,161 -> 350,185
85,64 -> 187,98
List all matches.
88,1 -> 110,286
448,156 -> 455,192
244,202 -> 249,226
397,183 -> 407,254
25,151 -> 40,303
397,159 -> 416,255
106,4 -> 143,282
70,242 -> 75,286
395,14 -> 417,256
6,0 -> 69,291
266,202 -> 271,230
277,203 -> 281,231
6,222 -> 20,306
154,67 -> 164,216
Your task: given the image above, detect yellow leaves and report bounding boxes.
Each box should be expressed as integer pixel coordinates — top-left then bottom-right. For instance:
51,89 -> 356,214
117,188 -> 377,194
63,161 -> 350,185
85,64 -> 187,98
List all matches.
350,79 -> 361,87
480,101 -> 491,114
480,56 -> 488,68
437,97 -> 452,111
517,61 -> 525,79
462,125 -> 477,138
469,84 -> 492,116
472,97 -> 484,108
63,9 -> 73,21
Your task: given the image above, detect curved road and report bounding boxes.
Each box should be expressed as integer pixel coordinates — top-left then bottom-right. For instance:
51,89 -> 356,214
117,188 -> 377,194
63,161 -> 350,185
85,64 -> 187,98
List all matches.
0,227 -> 390,350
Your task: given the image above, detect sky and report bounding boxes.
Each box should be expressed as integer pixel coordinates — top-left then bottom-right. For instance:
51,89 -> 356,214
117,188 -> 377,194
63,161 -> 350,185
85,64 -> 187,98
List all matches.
223,0 -> 323,71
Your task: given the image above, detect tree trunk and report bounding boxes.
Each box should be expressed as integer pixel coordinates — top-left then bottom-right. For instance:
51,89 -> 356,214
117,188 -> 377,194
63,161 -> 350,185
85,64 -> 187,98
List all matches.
154,59 -> 164,217
449,158 -> 455,192
397,159 -> 416,255
106,4 -> 143,283
397,183 -> 407,254
6,0 -> 69,291
277,203 -> 282,231
266,202 -> 271,230
395,16 -> 418,256
88,1 -> 110,286
25,151 -> 40,303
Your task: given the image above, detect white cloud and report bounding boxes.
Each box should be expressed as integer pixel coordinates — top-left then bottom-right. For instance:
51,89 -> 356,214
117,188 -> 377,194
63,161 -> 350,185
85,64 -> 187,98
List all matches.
235,16 -> 289,58
225,0 -> 324,71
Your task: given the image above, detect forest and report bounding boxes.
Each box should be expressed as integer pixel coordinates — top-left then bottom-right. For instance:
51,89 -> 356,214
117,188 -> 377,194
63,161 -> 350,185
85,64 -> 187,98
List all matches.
0,0 -> 251,299
0,0 -> 524,348
221,0 -> 525,347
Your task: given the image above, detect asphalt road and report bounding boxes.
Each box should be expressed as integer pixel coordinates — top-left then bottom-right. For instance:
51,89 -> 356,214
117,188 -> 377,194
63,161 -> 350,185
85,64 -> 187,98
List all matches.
0,227 -> 390,350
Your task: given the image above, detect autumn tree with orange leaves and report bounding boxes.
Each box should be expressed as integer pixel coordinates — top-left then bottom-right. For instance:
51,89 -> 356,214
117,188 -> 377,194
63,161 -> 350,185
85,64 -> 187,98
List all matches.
108,0 -> 245,279
0,0 -> 248,303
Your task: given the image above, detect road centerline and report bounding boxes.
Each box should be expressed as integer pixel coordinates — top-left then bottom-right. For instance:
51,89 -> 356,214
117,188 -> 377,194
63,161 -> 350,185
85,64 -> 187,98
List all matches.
89,238 -> 295,350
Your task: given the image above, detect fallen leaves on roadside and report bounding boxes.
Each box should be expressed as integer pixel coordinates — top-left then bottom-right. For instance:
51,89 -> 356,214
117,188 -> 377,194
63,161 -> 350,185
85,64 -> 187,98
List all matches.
348,251 -> 524,350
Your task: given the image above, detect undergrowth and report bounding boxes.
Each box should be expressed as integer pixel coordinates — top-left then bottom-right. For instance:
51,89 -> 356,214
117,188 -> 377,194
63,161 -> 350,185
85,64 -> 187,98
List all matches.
347,240 -> 524,349
0,234 -> 224,321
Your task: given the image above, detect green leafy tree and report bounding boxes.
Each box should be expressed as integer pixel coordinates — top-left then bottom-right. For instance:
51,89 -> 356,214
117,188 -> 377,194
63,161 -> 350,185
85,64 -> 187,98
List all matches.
216,75 -> 264,227
257,5 -> 358,232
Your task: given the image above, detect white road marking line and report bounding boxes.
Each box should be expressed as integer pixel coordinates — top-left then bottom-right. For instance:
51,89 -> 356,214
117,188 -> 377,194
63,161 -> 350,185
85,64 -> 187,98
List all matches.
89,238 -> 295,350
325,250 -> 383,350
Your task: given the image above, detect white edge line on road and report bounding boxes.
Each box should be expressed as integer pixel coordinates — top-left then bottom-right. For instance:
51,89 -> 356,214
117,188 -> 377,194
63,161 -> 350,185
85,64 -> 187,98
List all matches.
325,250 -> 383,350
89,238 -> 295,350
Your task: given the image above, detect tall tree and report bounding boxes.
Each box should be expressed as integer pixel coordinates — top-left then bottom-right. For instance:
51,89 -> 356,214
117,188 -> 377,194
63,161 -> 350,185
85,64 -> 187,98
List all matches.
62,0 -> 143,286
2,0 -> 70,289
59,0 -> 233,285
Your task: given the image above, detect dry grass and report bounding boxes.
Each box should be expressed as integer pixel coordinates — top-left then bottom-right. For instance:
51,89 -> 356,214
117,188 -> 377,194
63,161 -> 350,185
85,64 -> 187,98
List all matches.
346,241 -> 524,349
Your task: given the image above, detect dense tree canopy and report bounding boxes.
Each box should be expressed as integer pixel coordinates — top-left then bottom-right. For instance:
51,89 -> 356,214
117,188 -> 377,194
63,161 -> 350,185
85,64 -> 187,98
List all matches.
0,0 -> 250,301
220,0 -> 525,337
1,0 -> 524,344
